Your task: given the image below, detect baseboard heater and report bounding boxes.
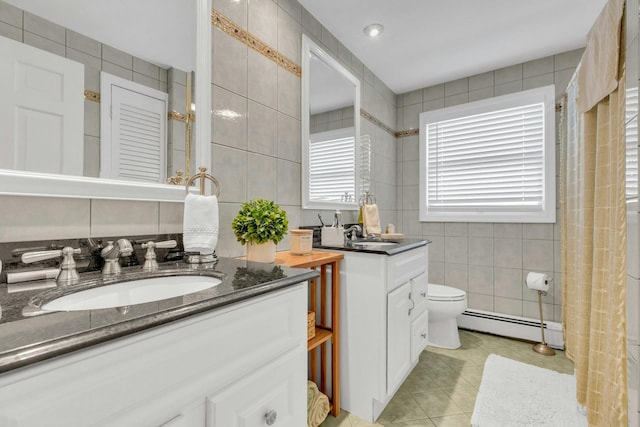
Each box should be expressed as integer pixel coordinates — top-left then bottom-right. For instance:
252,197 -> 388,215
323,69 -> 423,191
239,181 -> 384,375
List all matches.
457,309 -> 564,350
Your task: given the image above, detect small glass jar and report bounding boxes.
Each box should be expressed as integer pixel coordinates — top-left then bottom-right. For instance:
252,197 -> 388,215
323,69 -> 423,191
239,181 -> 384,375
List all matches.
290,229 -> 313,255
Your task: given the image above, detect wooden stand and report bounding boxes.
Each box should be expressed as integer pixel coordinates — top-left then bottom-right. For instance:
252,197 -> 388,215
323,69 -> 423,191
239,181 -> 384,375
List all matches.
275,251 -> 343,417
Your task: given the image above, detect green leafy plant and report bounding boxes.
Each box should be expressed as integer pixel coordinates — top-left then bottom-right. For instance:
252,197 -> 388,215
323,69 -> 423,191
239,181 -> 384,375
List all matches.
231,199 -> 289,245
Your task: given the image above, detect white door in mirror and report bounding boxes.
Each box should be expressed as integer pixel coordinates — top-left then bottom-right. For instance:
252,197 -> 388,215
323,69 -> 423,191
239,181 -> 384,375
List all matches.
0,36 -> 83,175
42,275 -> 221,311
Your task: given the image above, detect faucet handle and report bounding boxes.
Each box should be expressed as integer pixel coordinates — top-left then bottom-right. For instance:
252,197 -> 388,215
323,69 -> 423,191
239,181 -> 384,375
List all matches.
21,247 -> 81,285
22,247 -> 81,264
141,240 -> 177,271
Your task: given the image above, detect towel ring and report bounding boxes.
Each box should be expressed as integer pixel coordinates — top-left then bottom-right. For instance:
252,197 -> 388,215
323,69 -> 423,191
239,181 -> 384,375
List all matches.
359,191 -> 376,205
185,167 -> 221,197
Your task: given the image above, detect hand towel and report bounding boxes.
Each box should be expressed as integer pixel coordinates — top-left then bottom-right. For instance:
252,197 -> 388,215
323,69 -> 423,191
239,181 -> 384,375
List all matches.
183,193 -> 219,255
363,203 -> 381,235
307,381 -> 330,427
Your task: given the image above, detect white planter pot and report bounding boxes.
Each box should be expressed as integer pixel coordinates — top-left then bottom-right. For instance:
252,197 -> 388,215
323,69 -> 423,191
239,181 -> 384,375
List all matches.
246,241 -> 276,263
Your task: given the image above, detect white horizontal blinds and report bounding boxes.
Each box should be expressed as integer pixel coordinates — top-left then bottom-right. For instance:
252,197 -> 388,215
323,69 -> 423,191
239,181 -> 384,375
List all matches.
309,128 -> 356,202
427,102 -> 545,209
112,86 -> 166,183
626,88 -> 638,201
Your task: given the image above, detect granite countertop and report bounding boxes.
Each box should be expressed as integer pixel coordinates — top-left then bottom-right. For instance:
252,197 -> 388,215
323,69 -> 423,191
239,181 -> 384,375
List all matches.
313,237 -> 431,255
0,257 -> 318,373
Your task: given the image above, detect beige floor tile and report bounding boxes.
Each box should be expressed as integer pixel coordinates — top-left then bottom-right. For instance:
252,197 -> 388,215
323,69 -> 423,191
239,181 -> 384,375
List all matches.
376,393 -> 429,425
412,389 -> 465,418
348,413 -> 384,427
320,410 -> 352,427
430,413 -> 471,427
400,366 -> 442,393
442,383 -> 478,412
383,419 -> 437,427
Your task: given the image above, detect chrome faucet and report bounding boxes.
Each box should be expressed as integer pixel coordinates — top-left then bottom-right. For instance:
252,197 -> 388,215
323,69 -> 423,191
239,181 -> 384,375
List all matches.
343,224 -> 362,243
21,246 -> 81,286
100,239 -> 133,275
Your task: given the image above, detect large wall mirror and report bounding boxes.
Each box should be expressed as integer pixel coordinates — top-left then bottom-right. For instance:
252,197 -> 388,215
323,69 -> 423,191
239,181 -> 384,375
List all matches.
301,34 -> 361,210
0,0 -> 210,202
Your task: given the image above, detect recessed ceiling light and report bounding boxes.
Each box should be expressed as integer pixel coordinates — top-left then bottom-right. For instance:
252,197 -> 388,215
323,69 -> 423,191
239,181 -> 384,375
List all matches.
363,23 -> 384,38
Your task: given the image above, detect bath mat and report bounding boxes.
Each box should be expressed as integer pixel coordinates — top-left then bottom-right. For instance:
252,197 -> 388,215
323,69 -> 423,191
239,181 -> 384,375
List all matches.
471,354 -> 587,427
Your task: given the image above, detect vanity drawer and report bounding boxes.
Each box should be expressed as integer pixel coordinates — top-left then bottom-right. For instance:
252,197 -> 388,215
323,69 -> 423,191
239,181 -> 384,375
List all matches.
386,246 -> 427,292
411,310 -> 429,362
206,349 -> 306,427
410,272 -> 428,318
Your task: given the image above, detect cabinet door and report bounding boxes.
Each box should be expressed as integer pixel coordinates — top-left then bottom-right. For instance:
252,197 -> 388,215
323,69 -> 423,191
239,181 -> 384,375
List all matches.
411,310 -> 429,363
387,281 -> 412,395
158,402 -> 206,426
206,350 -> 306,427
410,272 -> 428,318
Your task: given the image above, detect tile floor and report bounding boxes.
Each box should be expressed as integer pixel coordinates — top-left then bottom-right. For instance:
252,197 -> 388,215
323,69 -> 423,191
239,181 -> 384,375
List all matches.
320,330 -> 574,427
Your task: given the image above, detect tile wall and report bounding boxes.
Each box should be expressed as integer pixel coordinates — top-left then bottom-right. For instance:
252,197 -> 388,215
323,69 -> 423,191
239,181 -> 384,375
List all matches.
310,107 -> 354,134
209,0 -> 397,258
396,49 -> 584,322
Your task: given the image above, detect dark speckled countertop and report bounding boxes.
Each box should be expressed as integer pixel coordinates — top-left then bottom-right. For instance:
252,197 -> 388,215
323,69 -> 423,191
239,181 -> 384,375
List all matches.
313,238 -> 431,255
0,257 -> 318,373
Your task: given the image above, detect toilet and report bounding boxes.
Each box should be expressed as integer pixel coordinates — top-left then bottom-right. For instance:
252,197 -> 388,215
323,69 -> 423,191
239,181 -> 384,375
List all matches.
426,283 -> 468,349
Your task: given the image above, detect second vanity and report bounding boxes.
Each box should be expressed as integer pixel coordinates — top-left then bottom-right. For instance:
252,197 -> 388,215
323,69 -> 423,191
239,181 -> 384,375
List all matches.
315,238 -> 431,422
0,257 -> 317,426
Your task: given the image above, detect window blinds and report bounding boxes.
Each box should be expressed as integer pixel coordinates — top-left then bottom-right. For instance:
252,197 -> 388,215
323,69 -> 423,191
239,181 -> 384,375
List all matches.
308,128 -> 355,203
626,88 -> 638,201
426,103 -> 545,209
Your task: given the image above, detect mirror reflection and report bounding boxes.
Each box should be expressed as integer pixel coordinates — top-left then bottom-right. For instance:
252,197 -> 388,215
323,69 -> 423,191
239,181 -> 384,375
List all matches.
0,0 -> 195,188
302,34 -> 361,210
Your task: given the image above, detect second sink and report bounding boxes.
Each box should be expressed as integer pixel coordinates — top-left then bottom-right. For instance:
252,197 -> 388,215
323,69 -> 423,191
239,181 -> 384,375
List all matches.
42,275 -> 222,312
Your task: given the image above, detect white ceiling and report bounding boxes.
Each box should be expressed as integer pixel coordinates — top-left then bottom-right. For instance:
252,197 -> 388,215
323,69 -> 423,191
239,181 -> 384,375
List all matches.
297,0 -> 608,94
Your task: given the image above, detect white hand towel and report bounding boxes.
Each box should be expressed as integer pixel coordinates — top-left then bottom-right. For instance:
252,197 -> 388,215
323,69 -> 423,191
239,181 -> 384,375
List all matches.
363,203 -> 381,235
183,193 -> 219,255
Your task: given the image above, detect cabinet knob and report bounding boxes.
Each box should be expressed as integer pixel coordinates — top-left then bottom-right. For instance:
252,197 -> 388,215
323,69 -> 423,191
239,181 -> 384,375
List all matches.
421,291 -> 427,297
265,410 -> 277,425
421,333 -> 427,339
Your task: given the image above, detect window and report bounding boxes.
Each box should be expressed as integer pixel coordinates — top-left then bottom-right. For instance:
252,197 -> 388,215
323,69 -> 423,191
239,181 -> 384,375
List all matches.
308,127 -> 357,204
419,85 -> 556,223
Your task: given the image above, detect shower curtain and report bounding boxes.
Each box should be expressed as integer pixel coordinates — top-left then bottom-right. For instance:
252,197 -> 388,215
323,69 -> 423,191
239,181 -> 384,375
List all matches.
561,0 -> 627,423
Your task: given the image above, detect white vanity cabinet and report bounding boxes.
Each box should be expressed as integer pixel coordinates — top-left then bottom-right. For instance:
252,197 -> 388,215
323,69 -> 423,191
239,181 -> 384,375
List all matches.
0,283 -> 307,427
326,245 -> 429,423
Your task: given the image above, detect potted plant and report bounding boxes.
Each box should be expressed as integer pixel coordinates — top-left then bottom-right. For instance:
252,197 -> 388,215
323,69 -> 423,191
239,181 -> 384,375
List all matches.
231,199 -> 289,263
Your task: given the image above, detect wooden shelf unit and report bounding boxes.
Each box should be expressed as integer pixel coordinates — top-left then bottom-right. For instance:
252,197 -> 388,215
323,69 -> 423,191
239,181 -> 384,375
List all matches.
274,251 -> 343,418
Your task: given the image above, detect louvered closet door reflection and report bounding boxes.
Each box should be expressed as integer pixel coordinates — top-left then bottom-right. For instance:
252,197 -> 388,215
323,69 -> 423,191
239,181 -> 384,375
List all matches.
110,85 -> 166,183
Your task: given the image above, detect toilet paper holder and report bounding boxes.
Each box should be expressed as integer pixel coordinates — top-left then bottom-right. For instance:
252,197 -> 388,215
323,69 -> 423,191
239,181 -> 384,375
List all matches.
525,272 -> 555,356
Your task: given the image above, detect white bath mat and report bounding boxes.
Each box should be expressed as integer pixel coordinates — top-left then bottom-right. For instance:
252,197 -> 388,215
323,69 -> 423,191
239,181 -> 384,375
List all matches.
471,354 -> 587,427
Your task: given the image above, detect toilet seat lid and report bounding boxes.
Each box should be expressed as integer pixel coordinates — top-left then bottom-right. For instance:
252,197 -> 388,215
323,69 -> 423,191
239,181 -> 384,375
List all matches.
428,284 -> 466,301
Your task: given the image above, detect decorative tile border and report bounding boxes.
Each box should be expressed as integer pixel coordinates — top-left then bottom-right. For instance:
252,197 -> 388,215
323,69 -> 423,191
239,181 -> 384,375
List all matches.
392,103 -> 565,138
395,129 -> 419,138
360,109 -> 396,137
211,9 -> 301,78
168,110 -> 196,123
84,90 -> 100,103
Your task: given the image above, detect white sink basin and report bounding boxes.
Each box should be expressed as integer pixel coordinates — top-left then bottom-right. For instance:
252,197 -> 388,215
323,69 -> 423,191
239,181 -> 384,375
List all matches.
42,275 -> 222,312
353,241 -> 397,247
